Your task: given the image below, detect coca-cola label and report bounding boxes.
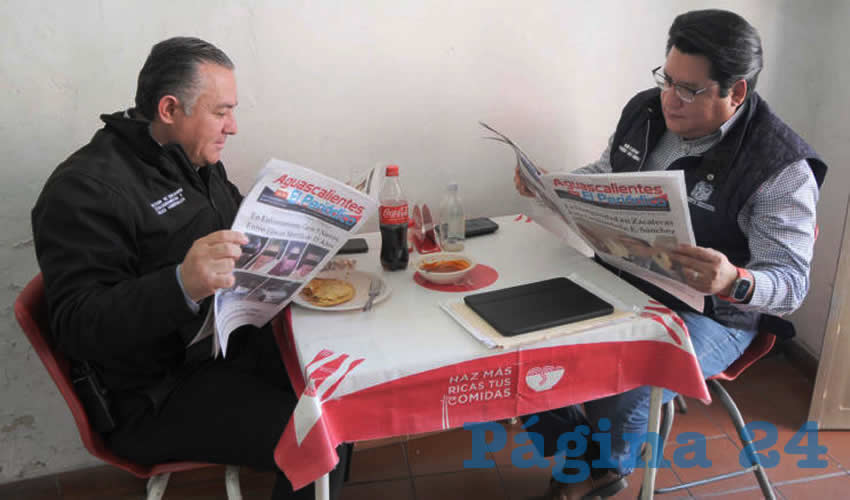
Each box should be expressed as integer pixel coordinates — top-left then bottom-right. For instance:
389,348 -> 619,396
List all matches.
380,204 -> 408,225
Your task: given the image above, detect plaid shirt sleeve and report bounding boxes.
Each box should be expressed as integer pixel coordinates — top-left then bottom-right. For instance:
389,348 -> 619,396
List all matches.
734,160 -> 819,315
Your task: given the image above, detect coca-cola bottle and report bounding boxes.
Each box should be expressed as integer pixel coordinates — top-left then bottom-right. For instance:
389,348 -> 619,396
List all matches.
379,165 -> 409,271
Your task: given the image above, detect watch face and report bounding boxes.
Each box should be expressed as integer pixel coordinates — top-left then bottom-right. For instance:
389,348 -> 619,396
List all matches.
732,278 -> 752,300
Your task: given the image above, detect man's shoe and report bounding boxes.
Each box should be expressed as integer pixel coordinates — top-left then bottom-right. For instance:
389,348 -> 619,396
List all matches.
535,471 -> 628,500
581,470 -> 628,499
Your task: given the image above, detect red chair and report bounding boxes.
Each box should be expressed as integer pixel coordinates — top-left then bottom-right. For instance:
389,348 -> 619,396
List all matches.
14,274 -> 242,500
653,328 -> 778,499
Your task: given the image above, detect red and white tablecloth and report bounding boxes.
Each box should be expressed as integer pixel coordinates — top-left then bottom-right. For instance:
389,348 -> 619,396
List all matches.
270,215 -> 710,490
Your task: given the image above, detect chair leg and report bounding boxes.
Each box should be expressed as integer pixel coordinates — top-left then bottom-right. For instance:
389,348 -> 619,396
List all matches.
709,379 -> 776,500
225,465 -> 242,500
642,400 -> 675,464
654,383 -> 779,498
146,472 -> 170,500
659,400 -> 675,451
638,401 -> 676,497
674,394 -> 688,414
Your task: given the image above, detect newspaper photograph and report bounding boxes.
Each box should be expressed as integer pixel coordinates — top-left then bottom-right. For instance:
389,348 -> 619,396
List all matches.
214,158 -> 378,355
481,122 -> 705,311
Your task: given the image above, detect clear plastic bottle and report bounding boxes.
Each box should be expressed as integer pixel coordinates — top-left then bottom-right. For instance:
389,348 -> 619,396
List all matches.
439,182 -> 465,252
379,165 -> 409,270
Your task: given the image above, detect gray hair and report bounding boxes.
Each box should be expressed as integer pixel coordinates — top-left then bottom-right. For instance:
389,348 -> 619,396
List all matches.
135,37 -> 234,119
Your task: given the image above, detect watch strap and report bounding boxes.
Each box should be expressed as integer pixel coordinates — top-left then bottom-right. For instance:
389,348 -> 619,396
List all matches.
718,267 -> 754,303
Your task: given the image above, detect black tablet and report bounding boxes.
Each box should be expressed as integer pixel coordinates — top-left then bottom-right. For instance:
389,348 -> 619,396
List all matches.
463,277 -> 614,337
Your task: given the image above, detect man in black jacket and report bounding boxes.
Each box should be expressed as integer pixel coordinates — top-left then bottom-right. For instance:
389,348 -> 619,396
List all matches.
32,37 -> 347,500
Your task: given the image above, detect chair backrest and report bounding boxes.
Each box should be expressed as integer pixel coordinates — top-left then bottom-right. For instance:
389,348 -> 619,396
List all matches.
13,273 -> 154,477
15,273 -> 223,481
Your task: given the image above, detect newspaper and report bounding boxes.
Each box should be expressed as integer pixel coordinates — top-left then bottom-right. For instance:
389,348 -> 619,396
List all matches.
481,122 -> 704,311
347,163 -> 385,200
213,158 -> 378,355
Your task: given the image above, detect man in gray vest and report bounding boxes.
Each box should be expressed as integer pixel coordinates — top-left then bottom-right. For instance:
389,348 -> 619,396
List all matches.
515,9 -> 826,499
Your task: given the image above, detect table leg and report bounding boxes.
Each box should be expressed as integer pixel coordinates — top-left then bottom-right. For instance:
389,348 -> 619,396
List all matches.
640,386 -> 663,500
314,473 -> 329,500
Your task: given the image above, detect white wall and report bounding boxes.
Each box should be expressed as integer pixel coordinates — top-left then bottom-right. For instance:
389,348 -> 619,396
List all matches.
1,0 -> 846,482
769,0 -> 850,357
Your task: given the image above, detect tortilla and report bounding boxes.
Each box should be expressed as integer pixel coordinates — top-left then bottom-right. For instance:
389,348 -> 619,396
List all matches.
300,278 -> 356,307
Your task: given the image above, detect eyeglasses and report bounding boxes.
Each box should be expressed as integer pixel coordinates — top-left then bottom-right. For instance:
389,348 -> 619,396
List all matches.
651,66 -> 715,103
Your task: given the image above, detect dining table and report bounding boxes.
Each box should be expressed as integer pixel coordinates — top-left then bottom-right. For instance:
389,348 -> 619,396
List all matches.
270,214 -> 711,500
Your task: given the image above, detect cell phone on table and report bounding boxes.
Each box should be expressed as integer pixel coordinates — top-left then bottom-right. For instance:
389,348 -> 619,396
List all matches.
338,238 -> 369,254
464,217 -> 499,238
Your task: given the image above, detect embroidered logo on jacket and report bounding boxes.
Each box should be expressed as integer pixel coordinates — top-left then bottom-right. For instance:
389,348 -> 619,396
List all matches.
687,181 -> 715,212
618,143 -> 641,162
150,188 -> 186,215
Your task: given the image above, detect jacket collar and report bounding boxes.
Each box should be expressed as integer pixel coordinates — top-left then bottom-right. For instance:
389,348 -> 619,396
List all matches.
100,109 -> 201,177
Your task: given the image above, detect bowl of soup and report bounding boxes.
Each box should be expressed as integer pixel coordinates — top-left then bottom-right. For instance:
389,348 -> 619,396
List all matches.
415,253 -> 476,285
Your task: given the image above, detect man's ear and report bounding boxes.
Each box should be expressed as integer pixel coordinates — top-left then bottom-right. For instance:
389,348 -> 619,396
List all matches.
156,95 -> 181,124
729,79 -> 748,108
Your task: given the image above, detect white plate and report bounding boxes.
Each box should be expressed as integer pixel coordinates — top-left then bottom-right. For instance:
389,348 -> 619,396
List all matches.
293,270 -> 391,311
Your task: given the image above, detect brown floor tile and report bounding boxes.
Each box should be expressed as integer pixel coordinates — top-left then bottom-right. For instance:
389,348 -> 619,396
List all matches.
162,465 -> 275,499
348,442 -> 410,483
692,484 -> 768,499
234,467 -> 277,499
759,431 -> 841,482
687,479 -> 768,499
613,466 -> 685,499
353,435 -> 407,451
58,465 -> 148,500
668,397 -> 727,439
668,436 -> 765,496
776,471 -> 850,499
496,460 -> 555,500
818,431 -> 850,469
407,428 -> 484,476
340,478 -> 414,500
0,474 -> 61,500
487,420 -> 530,466
413,469 -> 507,500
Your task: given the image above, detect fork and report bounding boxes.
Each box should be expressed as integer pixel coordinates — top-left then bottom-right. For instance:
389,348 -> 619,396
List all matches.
362,278 -> 382,312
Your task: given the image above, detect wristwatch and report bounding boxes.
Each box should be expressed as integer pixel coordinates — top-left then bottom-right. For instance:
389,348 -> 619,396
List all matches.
718,267 -> 754,303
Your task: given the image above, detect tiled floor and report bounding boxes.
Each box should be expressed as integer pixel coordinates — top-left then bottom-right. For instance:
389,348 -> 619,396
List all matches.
3,354 -> 850,499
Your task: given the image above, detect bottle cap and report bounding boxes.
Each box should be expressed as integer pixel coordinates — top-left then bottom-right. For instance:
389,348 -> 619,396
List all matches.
447,182 -> 458,191
385,165 -> 399,176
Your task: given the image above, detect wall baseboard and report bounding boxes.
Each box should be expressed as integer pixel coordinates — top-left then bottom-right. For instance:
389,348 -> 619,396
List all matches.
779,338 -> 819,381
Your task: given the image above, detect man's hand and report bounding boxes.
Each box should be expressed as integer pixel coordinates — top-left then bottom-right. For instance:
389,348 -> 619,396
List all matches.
671,244 -> 739,296
180,230 -> 249,302
514,161 -> 547,198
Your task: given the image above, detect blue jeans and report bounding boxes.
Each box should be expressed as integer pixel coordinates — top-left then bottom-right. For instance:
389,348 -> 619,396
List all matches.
583,311 -> 758,476
524,311 -> 758,477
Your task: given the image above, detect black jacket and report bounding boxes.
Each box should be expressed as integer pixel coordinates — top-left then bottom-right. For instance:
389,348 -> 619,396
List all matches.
32,110 -> 242,392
